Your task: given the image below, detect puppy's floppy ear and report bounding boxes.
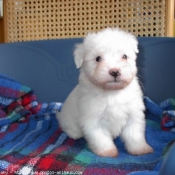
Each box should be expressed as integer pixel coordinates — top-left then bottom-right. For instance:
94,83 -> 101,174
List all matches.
74,43 -> 84,68
130,35 -> 139,54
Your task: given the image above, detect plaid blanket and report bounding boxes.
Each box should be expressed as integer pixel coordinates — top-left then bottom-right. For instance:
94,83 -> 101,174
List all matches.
0,74 -> 174,175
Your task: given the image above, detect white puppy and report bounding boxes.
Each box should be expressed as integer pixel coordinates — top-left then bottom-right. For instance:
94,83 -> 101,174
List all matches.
57,28 -> 153,157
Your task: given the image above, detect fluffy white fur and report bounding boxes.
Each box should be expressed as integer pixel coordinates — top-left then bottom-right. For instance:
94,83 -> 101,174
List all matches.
57,28 -> 153,157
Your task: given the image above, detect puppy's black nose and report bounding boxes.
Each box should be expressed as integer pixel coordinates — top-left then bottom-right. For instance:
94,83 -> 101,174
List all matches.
109,69 -> 121,78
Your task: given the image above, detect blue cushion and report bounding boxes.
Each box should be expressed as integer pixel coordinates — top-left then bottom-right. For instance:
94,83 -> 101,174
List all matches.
0,37 -> 175,103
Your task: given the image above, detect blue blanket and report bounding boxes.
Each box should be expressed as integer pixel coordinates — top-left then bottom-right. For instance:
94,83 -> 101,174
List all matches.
0,73 -> 174,175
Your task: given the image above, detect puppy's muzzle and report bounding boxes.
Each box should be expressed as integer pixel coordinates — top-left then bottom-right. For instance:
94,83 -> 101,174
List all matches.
109,69 -> 121,79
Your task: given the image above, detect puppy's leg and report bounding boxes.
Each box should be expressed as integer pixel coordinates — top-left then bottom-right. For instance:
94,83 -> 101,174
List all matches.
57,112 -> 83,139
57,86 -> 83,140
121,110 -> 153,155
85,128 -> 118,157
64,128 -> 82,140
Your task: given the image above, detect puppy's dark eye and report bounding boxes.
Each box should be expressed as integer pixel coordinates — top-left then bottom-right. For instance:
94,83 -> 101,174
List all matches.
96,56 -> 102,62
122,54 -> 127,60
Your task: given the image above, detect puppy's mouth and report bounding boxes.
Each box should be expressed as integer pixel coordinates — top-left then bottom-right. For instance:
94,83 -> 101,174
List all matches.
108,77 -> 121,83
89,74 -> 132,90
106,79 -> 124,87
104,80 -> 128,90
99,77 -> 125,89
106,79 -> 121,85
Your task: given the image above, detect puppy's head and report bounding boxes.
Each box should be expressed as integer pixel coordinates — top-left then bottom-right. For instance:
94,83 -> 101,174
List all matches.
74,28 -> 139,90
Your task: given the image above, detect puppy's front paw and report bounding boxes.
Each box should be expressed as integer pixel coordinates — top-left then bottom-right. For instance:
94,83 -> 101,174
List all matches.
127,143 -> 153,156
95,146 -> 119,158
